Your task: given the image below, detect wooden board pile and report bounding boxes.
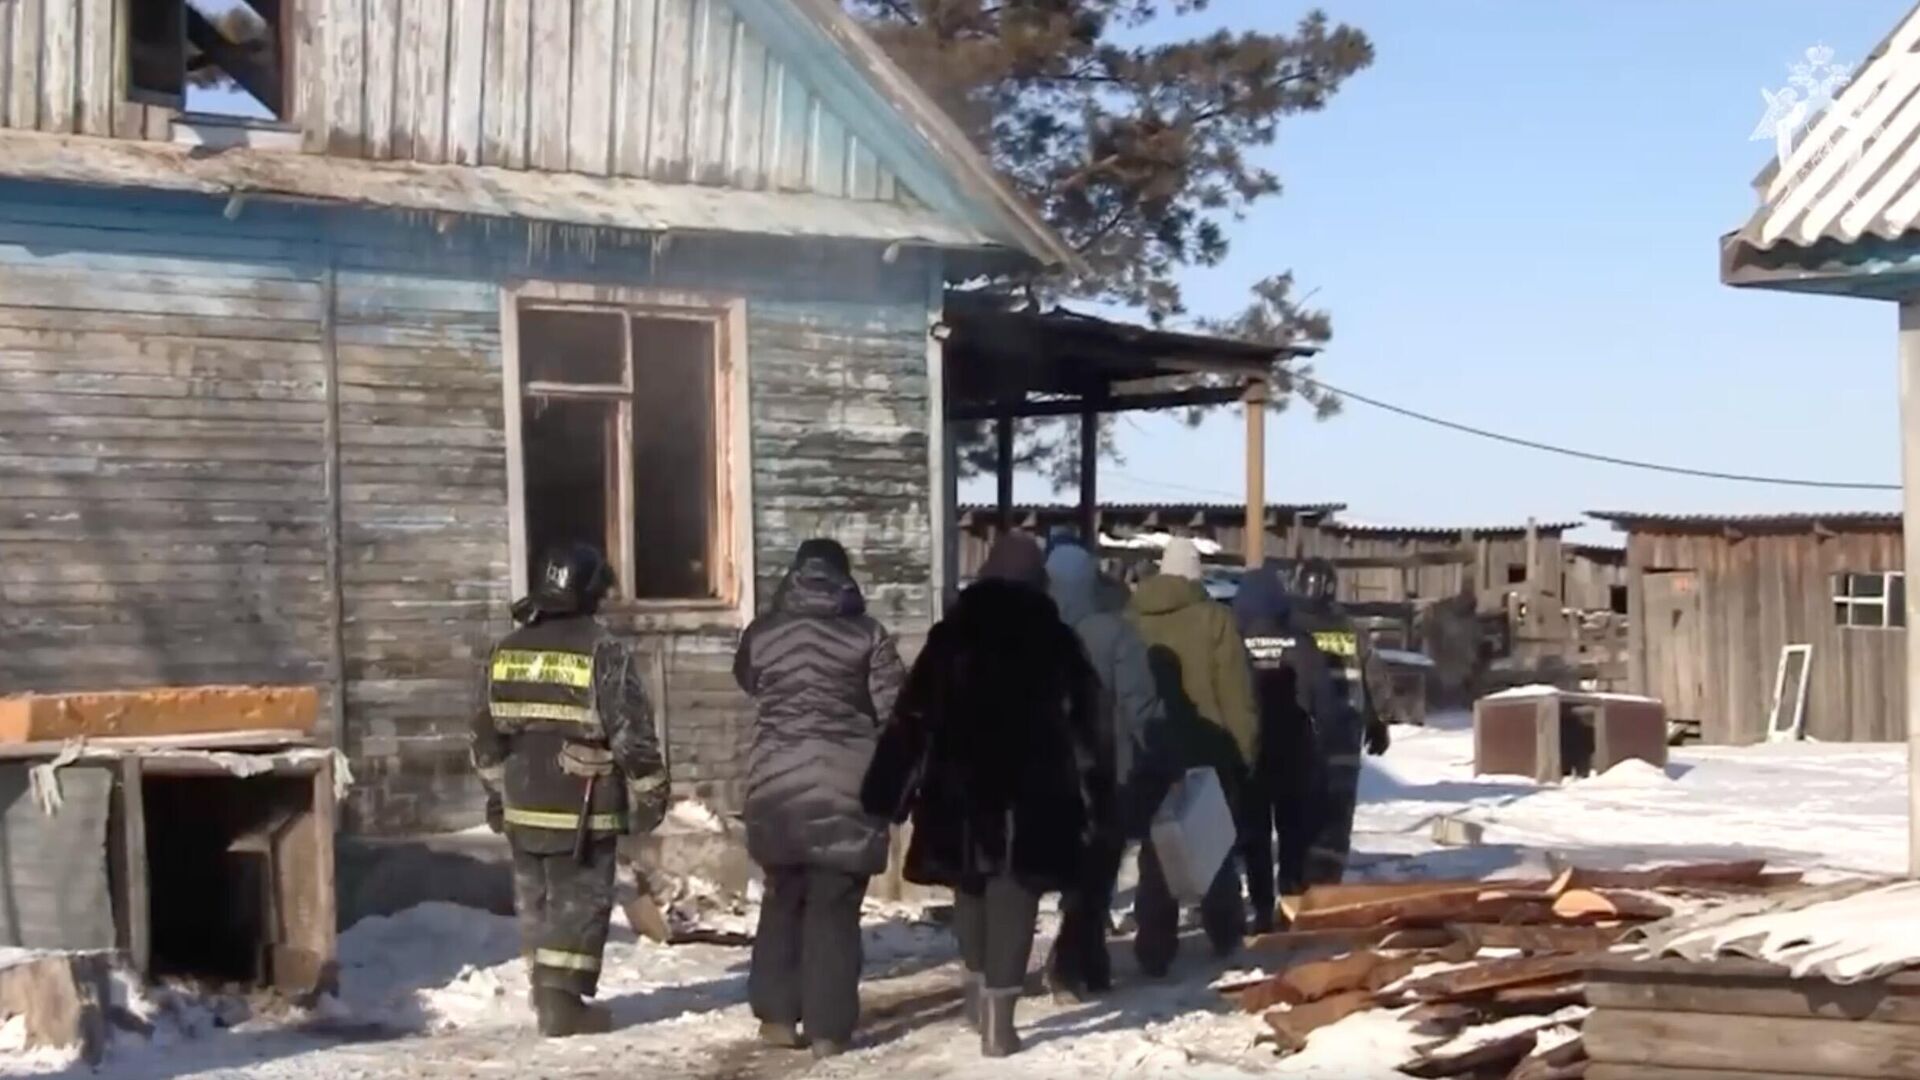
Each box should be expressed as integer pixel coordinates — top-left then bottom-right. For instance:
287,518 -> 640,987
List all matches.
1217,860 -> 1804,1079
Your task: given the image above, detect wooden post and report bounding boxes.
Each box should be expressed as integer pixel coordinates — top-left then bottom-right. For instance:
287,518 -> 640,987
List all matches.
1245,380 -> 1269,568
995,405 -> 1015,532
926,269 -> 952,613
319,260 -> 346,747
1524,517 -> 1540,634
1898,300 -> 1920,877
1078,404 -> 1099,548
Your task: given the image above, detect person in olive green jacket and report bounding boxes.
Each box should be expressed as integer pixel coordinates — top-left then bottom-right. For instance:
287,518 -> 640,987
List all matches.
1126,537 -> 1259,974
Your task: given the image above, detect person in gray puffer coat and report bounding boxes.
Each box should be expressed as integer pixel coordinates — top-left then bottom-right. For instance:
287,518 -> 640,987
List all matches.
735,539 -> 906,1058
1043,542 -> 1167,999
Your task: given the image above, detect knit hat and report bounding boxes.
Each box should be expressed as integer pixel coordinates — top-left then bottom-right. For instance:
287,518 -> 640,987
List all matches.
978,532 -> 1048,589
793,538 -> 852,576
1159,537 -> 1204,581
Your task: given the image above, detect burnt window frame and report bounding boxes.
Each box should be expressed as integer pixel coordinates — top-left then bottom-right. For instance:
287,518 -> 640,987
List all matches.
125,0 -> 297,123
502,282 -> 752,625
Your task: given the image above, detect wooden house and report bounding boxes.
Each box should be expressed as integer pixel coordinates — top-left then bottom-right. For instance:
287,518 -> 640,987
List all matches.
0,0 -> 1070,832
1592,512 -> 1905,744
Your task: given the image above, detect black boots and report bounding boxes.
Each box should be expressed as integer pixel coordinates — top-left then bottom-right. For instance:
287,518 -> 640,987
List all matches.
961,970 -> 984,1031
533,986 -> 612,1038
981,987 -> 1022,1058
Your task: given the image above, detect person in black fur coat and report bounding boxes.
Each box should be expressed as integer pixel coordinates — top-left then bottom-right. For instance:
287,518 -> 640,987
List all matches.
862,533 -> 1112,1059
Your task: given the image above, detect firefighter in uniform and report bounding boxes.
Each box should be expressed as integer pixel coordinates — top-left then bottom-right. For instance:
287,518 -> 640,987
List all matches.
1233,564 -> 1341,931
1289,558 -> 1395,885
471,542 -> 669,1037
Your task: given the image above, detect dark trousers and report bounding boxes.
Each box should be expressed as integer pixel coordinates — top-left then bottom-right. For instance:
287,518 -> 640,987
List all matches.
749,865 -> 868,1044
1305,758 -> 1361,886
1134,838 -> 1244,977
1240,775 -> 1316,929
1048,839 -> 1123,992
512,836 -> 617,997
953,875 -> 1039,991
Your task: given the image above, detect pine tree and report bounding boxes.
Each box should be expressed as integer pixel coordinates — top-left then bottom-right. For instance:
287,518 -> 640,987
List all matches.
845,0 -> 1372,486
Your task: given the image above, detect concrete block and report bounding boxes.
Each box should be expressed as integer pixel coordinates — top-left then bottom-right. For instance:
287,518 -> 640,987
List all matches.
336,832 -> 516,927
0,952 -> 111,1063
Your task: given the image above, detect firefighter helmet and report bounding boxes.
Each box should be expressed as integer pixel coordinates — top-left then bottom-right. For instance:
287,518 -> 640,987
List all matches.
1294,557 -> 1339,607
526,541 -> 615,618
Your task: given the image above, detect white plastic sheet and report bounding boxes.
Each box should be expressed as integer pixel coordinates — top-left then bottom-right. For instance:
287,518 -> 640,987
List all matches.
1149,767 -> 1237,903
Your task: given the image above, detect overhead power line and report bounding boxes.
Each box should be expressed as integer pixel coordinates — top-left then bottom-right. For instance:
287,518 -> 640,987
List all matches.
1290,374 -> 1901,493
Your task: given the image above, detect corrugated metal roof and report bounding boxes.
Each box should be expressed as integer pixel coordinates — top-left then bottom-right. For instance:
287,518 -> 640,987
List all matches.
1731,4 -> 1920,254
959,501 -> 1345,518
1649,880 -> 1920,984
1321,521 -> 1581,539
1590,511 -> 1902,531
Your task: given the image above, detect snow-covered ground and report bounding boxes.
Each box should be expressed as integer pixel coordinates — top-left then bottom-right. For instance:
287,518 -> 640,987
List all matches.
5,724 -> 1905,1079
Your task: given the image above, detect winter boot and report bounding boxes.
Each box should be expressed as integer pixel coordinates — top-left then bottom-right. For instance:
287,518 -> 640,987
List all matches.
981,987 -> 1022,1058
533,986 -> 612,1038
758,1022 -> 806,1049
810,1039 -> 850,1060
960,969 -> 984,1031
1044,968 -> 1087,1006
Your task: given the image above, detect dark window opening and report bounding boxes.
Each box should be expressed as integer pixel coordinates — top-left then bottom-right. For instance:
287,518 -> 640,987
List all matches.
1507,563 -> 1527,585
523,397 -> 620,584
128,1 -> 289,120
521,309 -> 628,386
517,303 -> 727,605
1609,584 -> 1629,615
631,318 -> 718,600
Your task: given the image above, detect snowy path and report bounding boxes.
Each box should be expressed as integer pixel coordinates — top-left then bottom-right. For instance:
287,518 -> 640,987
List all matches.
9,721 -> 1907,1078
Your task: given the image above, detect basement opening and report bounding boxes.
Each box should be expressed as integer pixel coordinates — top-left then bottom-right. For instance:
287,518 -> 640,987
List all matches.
142,772 -> 326,987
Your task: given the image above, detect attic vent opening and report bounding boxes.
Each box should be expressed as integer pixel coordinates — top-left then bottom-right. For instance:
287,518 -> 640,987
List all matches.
128,0 -> 289,121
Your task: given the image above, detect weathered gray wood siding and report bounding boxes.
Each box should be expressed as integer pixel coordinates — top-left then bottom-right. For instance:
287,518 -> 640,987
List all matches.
0,0 -> 173,141
0,0 -> 915,207
0,181 -> 938,832
1624,527 -> 1904,745
315,0 -> 915,200
0,187 -> 335,706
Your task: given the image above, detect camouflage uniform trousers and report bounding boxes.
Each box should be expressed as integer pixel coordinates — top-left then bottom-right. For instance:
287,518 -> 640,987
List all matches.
512,835 -> 618,997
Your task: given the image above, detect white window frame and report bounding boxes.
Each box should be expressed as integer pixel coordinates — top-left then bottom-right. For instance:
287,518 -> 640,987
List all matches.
1766,643 -> 1813,743
1834,571 -> 1907,630
501,281 -> 754,630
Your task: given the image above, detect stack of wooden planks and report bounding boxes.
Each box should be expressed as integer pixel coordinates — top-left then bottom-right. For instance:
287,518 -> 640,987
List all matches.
1219,860 -> 1804,1078
1585,956 -> 1920,1080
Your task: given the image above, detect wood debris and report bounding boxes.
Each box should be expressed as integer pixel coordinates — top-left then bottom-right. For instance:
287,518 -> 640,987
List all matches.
1230,859 -> 1803,1078
1262,989 -> 1376,1052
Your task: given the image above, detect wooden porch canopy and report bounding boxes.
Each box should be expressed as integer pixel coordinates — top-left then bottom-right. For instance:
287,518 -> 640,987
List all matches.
941,293 -> 1316,565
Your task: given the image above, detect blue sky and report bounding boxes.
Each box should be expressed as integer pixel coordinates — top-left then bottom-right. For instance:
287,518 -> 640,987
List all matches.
957,0 -> 1915,540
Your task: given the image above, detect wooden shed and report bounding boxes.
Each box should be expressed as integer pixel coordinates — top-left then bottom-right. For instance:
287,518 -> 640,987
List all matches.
0,0 -> 1070,832
1592,512 -> 1905,744
1296,520 -> 1582,612
954,501 -> 1345,581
